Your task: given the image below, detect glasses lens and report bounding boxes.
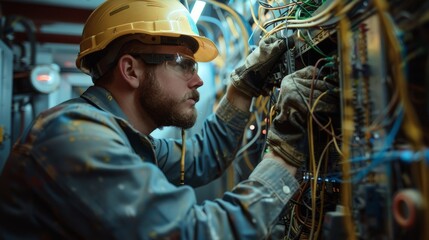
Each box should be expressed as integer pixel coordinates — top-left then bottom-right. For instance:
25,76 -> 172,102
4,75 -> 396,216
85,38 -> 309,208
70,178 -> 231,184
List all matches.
137,53 -> 198,80
165,54 -> 198,80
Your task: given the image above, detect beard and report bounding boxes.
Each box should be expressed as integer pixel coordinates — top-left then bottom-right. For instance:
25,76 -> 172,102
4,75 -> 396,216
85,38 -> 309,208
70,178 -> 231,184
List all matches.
138,69 -> 199,129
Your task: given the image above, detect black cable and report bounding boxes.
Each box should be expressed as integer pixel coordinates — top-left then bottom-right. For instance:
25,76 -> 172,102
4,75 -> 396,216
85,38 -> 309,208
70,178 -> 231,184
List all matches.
11,16 -> 36,67
4,15 -> 37,71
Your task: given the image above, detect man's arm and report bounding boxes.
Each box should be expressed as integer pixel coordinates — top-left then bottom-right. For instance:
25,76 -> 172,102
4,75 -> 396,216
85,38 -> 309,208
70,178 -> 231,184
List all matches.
224,84 -> 252,113
156,36 -> 290,185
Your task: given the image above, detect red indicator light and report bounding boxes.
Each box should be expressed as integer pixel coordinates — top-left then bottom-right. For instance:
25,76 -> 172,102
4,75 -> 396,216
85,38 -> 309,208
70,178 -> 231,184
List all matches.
36,74 -> 51,82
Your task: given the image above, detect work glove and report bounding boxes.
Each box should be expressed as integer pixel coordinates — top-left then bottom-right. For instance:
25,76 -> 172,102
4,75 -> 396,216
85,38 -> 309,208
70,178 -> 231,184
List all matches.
267,66 -> 339,168
230,36 -> 291,97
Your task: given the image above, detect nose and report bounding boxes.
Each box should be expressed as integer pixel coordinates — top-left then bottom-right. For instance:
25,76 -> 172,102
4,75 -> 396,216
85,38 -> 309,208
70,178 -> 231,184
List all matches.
189,73 -> 203,89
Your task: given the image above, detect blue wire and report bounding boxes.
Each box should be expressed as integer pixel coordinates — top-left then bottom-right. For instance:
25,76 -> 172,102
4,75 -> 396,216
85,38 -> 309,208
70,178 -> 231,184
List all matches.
351,107 -> 404,183
321,107 -> 408,183
248,29 -> 256,46
198,16 -> 231,58
196,23 -> 214,41
325,147 -> 429,184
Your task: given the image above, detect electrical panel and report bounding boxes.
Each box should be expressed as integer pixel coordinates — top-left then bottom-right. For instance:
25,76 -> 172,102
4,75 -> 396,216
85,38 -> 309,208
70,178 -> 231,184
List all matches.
0,0 -> 427,238
239,0 -> 429,239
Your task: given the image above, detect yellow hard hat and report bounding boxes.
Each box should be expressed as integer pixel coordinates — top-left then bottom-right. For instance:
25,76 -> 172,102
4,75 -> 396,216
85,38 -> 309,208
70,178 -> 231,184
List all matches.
76,0 -> 218,74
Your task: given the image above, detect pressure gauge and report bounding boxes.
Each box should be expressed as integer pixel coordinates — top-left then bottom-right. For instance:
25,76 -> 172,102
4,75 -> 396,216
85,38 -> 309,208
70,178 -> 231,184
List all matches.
30,64 -> 61,94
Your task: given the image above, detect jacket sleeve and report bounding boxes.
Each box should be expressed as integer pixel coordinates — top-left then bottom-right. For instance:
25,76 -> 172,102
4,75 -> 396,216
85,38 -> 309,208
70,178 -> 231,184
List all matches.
155,95 -> 253,187
16,104 -> 299,239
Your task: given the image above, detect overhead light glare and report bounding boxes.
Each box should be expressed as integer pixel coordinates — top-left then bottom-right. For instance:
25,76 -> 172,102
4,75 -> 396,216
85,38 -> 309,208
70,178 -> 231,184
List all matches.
190,1 -> 206,23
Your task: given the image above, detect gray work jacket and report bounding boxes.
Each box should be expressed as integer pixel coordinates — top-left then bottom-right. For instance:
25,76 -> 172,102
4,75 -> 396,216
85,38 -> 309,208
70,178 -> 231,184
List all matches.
0,86 -> 298,239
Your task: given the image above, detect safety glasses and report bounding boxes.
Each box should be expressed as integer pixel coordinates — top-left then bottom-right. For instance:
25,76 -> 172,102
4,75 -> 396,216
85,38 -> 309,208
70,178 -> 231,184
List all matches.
134,53 -> 198,80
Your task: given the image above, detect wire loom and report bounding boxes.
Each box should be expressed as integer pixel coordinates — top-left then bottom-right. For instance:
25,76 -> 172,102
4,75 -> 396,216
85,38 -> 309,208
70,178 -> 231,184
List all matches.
240,0 -> 429,239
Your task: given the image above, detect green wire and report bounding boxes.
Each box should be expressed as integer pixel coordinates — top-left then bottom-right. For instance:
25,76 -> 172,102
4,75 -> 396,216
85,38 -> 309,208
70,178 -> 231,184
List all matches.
302,0 -> 319,8
295,0 -> 321,20
302,34 -> 328,57
298,5 -> 314,18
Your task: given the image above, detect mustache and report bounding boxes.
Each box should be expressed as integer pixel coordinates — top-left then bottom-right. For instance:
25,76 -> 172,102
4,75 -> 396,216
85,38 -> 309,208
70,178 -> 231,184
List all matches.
185,90 -> 200,103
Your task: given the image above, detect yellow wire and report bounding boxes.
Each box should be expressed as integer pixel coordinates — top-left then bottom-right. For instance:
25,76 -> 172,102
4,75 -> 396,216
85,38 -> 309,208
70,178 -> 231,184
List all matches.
373,0 -> 424,150
259,1 -> 299,30
314,138 -> 333,239
285,0 -> 339,24
262,15 -> 295,30
308,102 -> 317,239
308,89 -> 330,239
237,95 -> 270,176
227,161 -> 235,190
336,1 -> 356,238
262,0 -> 360,37
269,105 -> 276,125
330,122 -> 343,157
202,0 -> 250,56
250,0 -> 268,34
373,2 -> 427,237
373,1 -> 428,239
264,13 -> 333,38
180,129 -> 186,185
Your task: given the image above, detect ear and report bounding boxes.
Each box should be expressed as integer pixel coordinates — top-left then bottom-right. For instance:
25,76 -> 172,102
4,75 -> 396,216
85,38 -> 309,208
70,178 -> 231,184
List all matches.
117,54 -> 142,89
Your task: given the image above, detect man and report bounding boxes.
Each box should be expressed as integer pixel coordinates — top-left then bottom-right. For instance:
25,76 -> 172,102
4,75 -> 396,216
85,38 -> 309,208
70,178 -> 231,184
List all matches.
0,0 -> 337,239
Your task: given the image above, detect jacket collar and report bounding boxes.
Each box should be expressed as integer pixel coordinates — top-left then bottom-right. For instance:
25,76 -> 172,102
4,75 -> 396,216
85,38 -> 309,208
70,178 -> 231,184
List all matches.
80,86 -> 129,122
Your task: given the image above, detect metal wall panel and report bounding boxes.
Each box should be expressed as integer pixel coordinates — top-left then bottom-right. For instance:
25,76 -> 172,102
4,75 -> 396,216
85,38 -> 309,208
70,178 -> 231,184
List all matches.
0,40 -> 13,172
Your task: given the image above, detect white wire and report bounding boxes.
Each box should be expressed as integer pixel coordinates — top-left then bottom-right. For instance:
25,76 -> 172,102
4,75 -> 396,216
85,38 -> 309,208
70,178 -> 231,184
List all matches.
236,111 -> 262,157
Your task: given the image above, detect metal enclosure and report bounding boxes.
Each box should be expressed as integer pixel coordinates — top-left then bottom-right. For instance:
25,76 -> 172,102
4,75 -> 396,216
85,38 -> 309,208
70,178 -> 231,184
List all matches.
0,40 -> 13,171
